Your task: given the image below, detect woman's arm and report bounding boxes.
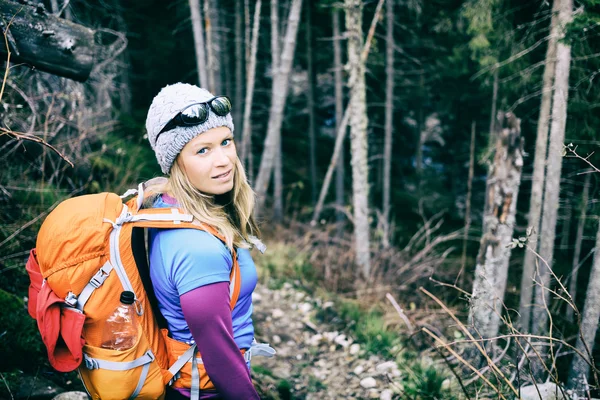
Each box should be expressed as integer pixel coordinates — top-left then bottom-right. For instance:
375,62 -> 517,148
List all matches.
180,282 -> 259,399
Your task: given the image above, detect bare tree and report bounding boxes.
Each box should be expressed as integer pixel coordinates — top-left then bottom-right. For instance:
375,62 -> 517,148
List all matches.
311,0 -> 385,227
568,215 -> 600,392
469,112 -> 524,340
189,0 -> 208,87
272,0 -> 284,221
382,0 -> 394,249
306,1 -> 317,207
519,0 -> 559,333
254,0 -> 303,208
234,0 -> 244,139
332,7 -> 345,235
204,0 -> 220,93
240,0 -> 262,175
531,0 -> 572,338
459,121 -> 476,285
345,0 -> 371,277
531,0 -> 572,379
566,173 -> 591,322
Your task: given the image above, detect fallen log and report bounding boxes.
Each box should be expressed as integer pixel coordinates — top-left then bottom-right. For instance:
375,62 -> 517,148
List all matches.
0,0 -> 95,81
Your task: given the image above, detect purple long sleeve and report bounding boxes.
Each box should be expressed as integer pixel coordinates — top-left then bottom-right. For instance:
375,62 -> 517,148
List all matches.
179,282 -> 259,400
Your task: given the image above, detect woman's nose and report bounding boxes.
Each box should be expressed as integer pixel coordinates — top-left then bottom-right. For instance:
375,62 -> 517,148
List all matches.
213,147 -> 230,166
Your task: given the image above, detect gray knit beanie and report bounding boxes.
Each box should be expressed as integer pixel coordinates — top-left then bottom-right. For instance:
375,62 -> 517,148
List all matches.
146,83 -> 234,174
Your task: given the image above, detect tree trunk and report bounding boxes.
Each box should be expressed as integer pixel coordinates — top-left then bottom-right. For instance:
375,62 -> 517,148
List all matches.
345,0 -> 371,278
469,112 -> 524,340
531,0 -> 572,378
459,121 -> 476,285
254,0 -> 303,208
311,0 -> 384,227
204,0 -> 220,93
234,0 -> 244,145
519,0 -> 560,333
0,1 -> 95,82
333,8 -> 345,236
189,0 -> 208,87
568,218 -> 600,392
306,1 -> 317,207
240,0 -> 262,175
566,173 -> 591,322
204,0 -> 216,93
559,184 -> 572,250
382,0 -> 394,249
220,5 -> 231,98
272,0 -> 283,222
488,69 -> 499,147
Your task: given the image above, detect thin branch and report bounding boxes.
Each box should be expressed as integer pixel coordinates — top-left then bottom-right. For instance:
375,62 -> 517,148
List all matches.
0,128 -> 74,167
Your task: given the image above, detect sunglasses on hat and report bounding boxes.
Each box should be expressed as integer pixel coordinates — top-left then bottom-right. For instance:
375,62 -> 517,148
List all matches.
156,95 -> 232,139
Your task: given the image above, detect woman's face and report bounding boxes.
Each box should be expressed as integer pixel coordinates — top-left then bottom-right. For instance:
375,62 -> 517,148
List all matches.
177,126 -> 237,195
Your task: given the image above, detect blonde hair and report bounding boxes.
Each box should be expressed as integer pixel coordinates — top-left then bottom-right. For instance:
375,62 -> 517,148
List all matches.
145,157 -> 260,250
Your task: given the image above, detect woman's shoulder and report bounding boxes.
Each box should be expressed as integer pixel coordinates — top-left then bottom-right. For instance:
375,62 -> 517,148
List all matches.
152,228 -> 232,265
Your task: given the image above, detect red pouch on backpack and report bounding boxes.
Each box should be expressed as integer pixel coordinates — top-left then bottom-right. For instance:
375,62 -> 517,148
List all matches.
25,249 -> 43,319
36,280 -> 86,372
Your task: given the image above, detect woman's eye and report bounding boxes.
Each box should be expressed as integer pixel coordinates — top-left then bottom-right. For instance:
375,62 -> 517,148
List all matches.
222,138 -> 232,146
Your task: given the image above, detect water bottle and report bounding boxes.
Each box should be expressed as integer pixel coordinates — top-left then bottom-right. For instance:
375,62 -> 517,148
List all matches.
101,291 -> 139,351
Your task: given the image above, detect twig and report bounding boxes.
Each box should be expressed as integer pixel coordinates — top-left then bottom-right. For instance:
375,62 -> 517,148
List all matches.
386,292 -> 414,334
0,128 -> 74,167
424,331 -> 472,400
422,327 -> 506,399
0,372 -> 14,400
420,287 -> 520,396
565,145 -> 600,173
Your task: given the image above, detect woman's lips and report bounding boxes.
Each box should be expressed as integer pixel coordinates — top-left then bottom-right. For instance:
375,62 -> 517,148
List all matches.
213,170 -> 232,180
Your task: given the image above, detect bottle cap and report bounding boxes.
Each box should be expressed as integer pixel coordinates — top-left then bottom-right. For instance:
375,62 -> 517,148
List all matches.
120,291 -> 135,304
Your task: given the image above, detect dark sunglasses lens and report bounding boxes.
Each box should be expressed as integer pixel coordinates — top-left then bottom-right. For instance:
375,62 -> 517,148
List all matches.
180,104 -> 209,124
211,97 -> 232,116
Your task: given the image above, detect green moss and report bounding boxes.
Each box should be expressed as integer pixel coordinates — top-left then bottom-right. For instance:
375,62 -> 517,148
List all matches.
0,289 -> 44,372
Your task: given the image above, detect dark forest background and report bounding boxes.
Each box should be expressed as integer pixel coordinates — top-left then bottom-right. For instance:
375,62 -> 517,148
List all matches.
1,0 -> 600,398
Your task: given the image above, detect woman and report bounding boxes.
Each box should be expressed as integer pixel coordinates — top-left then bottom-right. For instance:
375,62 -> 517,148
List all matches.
144,83 -> 263,399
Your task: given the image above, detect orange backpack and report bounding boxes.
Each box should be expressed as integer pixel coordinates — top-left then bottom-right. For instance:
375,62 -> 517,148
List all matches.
26,180 -> 247,399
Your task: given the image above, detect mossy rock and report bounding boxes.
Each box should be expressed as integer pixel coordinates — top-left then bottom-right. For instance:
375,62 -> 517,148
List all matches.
0,288 -> 44,372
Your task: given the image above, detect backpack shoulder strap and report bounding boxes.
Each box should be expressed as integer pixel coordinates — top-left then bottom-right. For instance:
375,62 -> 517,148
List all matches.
127,206 -> 241,310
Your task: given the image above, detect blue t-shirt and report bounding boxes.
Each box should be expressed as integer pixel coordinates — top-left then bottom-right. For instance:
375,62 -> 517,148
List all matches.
148,195 -> 257,349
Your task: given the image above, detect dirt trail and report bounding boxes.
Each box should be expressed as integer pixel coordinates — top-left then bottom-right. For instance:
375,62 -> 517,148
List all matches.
251,282 -> 402,400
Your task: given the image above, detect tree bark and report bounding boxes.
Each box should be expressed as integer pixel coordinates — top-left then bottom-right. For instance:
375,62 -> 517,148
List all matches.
460,121 -> 476,285
566,173 -> 591,322
204,0 -> 220,93
519,0 -> 560,333
272,0 -> 283,222
568,217 -> 600,392
382,0 -> 394,249
189,0 -> 208,87
488,69 -> 498,147
0,1 -> 95,82
234,0 -> 244,144
531,0 -> 572,378
306,1 -> 317,207
332,8 -> 345,235
240,0 -> 261,176
345,0 -> 371,277
254,0 -> 303,208
469,112 -> 524,340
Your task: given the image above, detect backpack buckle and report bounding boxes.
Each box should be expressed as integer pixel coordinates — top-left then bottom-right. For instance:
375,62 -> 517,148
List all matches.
84,356 -> 99,370
90,264 -> 112,288
64,292 -> 78,308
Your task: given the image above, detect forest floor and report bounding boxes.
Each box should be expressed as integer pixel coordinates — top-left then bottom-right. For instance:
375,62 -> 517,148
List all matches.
251,281 -> 404,400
